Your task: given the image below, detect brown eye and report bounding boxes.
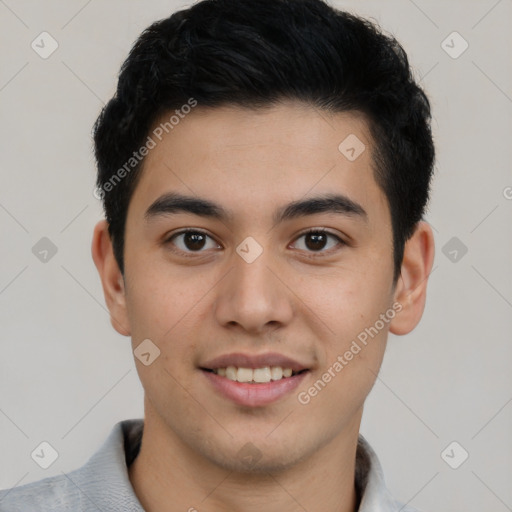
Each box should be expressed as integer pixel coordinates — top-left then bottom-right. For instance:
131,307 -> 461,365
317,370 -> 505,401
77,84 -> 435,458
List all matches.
167,230 -> 220,253
292,229 -> 344,253
184,232 -> 207,250
305,232 -> 328,251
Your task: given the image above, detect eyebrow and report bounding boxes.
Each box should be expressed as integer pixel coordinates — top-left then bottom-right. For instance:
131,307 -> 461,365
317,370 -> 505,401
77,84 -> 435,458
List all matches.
144,192 -> 368,225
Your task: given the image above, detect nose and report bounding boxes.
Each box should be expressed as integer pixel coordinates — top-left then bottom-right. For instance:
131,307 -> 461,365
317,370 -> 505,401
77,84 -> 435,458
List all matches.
213,247 -> 294,336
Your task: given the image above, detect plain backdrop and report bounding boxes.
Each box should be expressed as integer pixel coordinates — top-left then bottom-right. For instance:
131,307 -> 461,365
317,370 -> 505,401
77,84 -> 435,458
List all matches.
0,1 -> 511,511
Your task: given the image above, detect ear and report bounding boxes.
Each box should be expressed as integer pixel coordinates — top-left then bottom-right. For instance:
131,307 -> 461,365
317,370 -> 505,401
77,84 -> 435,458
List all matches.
389,221 -> 435,336
91,219 -> 131,336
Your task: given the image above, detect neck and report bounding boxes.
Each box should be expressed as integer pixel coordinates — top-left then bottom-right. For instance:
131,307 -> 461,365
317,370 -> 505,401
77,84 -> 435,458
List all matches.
128,409 -> 361,512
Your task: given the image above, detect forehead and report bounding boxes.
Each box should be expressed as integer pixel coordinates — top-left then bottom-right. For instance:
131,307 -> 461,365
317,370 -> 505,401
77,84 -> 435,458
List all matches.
128,101 -> 389,227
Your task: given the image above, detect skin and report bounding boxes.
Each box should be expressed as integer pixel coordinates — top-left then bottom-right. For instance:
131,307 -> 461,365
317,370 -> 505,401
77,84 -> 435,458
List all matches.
92,100 -> 434,512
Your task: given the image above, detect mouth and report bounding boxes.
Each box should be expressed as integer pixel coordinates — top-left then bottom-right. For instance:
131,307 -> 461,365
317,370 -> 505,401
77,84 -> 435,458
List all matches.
201,366 -> 308,383
199,352 -> 311,407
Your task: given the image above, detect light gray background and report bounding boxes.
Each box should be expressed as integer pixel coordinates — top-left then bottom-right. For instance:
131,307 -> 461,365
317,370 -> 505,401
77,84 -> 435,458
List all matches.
1,1 -> 511,511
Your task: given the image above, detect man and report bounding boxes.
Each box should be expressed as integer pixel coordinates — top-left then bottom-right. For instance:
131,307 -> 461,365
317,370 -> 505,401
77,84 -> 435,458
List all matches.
0,0 -> 435,510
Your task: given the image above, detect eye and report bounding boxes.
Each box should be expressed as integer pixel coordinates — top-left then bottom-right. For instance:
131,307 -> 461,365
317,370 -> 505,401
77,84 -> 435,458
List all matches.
291,228 -> 345,254
165,229 -> 221,254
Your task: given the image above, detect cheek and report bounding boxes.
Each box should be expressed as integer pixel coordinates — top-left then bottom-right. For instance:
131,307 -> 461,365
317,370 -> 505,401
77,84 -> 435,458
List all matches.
298,265 -> 392,336
295,265 -> 393,400
124,261 -> 206,346
124,259 -> 229,383
297,276 -> 391,417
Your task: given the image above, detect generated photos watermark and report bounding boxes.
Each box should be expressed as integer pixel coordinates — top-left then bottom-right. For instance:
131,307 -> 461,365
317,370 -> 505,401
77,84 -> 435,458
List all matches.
297,301 -> 403,405
93,97 -> 198,200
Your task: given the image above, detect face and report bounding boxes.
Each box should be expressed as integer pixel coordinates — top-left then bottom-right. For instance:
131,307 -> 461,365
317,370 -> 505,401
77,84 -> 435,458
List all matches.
105,101 -> 408,472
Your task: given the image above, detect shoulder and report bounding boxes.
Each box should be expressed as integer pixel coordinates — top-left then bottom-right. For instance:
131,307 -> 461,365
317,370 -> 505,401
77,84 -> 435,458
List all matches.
389,501 -> 425,512
0,418 -> 144,512
356,435 -> 428,512
0,468 -> 84,512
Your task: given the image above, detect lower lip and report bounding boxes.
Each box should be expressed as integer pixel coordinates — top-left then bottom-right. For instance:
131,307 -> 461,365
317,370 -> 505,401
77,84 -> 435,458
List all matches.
201,369 -> 309,407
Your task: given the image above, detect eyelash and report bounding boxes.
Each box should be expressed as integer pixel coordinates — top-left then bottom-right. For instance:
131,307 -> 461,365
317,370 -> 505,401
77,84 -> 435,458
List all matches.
293,228 -> 346,258
164,228 -> 346,258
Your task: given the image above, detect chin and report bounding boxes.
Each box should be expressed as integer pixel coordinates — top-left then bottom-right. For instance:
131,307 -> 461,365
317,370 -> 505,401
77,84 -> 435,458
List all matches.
198,436 -> 315,475
210,451 -> 306,475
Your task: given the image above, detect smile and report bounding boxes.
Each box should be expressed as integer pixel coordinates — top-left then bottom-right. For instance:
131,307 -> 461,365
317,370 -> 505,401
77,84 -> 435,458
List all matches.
201,368 -> 310,407
205,366 -> 306,383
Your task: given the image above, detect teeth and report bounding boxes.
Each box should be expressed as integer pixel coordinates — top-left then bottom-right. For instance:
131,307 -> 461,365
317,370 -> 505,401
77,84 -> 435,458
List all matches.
237,367 -> 253,383
270,366 -> 283,380
214,366 -> 298,383
225,366 -> 237,380
253,367 -> 272,383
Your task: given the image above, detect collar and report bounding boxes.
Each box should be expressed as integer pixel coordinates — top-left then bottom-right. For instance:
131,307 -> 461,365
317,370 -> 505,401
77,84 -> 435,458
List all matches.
80,418 -> 417,512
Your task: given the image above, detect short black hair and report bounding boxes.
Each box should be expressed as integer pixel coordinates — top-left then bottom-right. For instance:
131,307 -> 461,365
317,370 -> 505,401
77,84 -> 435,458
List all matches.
93,0 -> 435,282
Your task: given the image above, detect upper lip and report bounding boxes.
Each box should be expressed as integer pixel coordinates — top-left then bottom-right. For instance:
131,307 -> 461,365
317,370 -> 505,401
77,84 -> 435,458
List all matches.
201,352 -> 310,372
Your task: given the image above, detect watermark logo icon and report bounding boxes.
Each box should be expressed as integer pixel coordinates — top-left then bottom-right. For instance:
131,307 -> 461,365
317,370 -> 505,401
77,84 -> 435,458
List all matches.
31,32 -> 59,59
441,31 -> 468,59
32,237 -> 58,263
442,237 -> 468,263
338,134 -> 366,162
441,441 -> 469,469
236,236 -> 263,264
134,339 -> 161,366
31,441 -> 59,469
237,442 -> 263,468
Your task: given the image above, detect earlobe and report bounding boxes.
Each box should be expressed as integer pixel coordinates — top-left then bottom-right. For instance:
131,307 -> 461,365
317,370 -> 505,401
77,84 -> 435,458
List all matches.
389,221 -> 435,336
91,220 -> 131,336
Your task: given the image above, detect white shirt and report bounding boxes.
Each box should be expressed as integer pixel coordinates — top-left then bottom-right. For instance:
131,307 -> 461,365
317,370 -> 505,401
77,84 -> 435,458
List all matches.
0,418 -> 421,511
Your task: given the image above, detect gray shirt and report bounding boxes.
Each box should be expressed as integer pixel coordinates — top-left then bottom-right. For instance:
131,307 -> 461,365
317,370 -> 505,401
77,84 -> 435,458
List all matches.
0,419 -> 421,511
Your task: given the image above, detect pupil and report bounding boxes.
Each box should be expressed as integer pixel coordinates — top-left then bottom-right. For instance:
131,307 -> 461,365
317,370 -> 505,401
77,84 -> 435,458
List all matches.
185,232 -> 206,251
306,232 -> 326,251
